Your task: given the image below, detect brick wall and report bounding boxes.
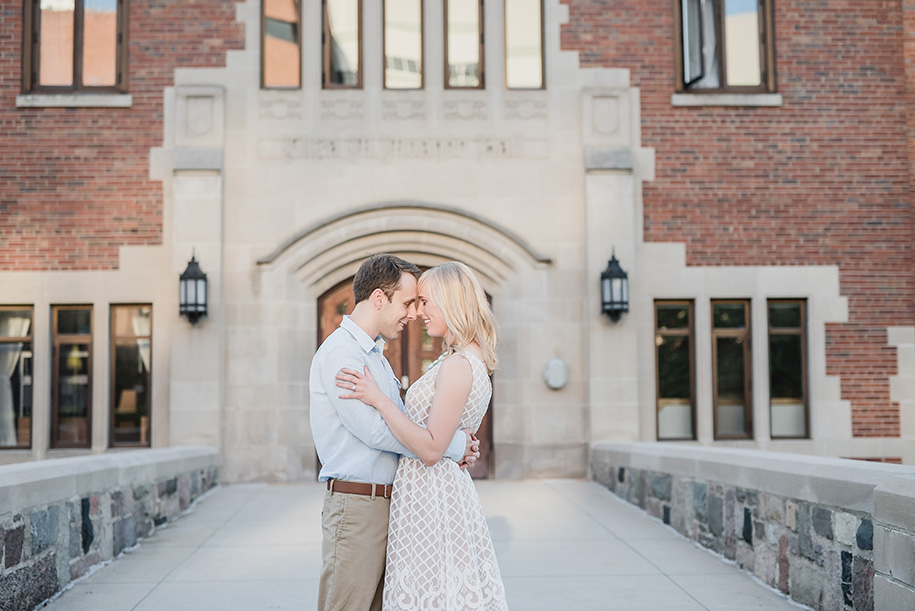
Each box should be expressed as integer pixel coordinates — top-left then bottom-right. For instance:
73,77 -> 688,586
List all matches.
561,0 -> 914,437
0,0 -> 244,271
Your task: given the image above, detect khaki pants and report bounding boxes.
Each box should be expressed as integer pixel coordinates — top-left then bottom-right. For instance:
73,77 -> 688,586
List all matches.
318,489 -> 391,611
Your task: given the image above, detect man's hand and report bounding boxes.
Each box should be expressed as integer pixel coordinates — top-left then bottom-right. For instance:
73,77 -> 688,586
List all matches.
458,428 -> 480,471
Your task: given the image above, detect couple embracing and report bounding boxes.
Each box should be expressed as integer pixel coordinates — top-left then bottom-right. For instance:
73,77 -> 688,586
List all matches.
309,254 -> 508,611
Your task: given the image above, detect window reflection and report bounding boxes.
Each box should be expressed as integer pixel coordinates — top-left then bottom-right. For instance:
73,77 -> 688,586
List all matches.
264,0 -> 301,88
111,306 -> 152,446
39,0 -> 75,86
0,310 -> 33,449
446,0 -> 482,88
325,0 -> 361,87
384,0 -> 422,89
655,302 -> 694,440
505,0 -> 543,89
82,0 -> 117,86
53,306 -> 92,448
724,0 -> 761,86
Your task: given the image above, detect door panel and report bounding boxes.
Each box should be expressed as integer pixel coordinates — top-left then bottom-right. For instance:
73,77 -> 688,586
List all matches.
317,278 -> 492,478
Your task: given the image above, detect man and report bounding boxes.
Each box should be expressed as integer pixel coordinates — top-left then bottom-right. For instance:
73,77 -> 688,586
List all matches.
310,253 -> 479,611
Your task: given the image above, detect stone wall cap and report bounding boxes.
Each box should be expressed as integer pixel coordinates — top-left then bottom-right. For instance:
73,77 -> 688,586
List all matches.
592,442 -> 915,512
874,474 -> 915,532
0,446 -> 219,517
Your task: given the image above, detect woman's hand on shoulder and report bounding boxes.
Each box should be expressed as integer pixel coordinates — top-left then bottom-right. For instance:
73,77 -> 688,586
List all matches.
336,366 -> 387,409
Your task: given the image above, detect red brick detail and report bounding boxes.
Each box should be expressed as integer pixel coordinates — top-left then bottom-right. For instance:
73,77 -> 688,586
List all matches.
561,0 -> 913,438
0,1 -> 244,271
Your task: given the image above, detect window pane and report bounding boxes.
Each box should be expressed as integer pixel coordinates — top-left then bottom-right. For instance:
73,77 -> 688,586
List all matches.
113,305 -> 151,337
657,304 -> 689,330
113,341 -> 150,444
264,0 -> 301,88
769,334 -> 802,399
715,336 -> 747,435
326,0 -> 360,86
39,0 -> 75,86
724,0 -> 761,86
769,302 -> 801,329
57,342 -> 90,445
658,336 -> 691,400
771,401 -> 805,437
447,0 -> 481,87
384,0 -> 422,89
505,0 -> 542,89
713,303 -> 745,329
58,309 -> 92,335
682,0 -> 704,85
82,0 -> 117,86
0,311 -> 32,338
0,342 -> 32,448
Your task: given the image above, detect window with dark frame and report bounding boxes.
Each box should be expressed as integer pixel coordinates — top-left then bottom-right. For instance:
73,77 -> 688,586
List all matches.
655,301 -> 696,441
675,0 -> 775,93
505,0 -> 543,89
768,300 -> 808,439
383,0 -> 423,89
323,0 -> 363,88
52,305 -> 92,449
712,300 -> 752,439
262,0 -> 301,88
23,0 -> 129,94
110,305 -> 152,447
0,307 -> 33,450
445,0 -> 484,89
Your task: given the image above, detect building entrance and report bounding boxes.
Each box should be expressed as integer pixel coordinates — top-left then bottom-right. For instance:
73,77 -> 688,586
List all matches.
318,278 -> 492,478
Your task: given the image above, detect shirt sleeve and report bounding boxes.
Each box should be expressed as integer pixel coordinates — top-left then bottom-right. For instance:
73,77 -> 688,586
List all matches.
322,345 -> 467,462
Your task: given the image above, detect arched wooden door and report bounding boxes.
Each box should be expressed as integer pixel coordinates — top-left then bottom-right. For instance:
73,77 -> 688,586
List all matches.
317,278 -> 493,479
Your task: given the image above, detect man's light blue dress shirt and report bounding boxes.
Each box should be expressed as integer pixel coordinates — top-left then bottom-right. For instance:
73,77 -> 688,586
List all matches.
309,316 -> 466,484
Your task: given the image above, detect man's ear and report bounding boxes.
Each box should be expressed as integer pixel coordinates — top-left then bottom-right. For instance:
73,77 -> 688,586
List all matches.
371,288 -> 386,309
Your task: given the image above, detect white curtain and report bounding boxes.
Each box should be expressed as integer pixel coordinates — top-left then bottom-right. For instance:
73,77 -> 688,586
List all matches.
0,316 -> 30,446
131,310 -> 151,374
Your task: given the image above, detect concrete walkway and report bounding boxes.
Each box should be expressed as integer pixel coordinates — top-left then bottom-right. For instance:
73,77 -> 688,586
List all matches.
41,480 -> 803,610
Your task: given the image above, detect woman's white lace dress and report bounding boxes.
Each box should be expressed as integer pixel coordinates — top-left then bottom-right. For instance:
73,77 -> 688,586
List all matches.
383,351 -> 508,611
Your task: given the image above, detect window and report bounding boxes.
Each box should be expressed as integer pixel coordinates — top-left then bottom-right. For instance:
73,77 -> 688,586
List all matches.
768,300 -> 808,439
52,306 -> 92,448
263,0 -> 301,88
0,308 -> 33,450
445,0 -> 483,88
323,0 -> 362,88
23,0 -> 128,94
675,0 -> 775,93
655,301 -> 695,440
384,0 -> 423,89
505,0 -> 543,89
110,305 -> 152,447
712,300 -> 752,439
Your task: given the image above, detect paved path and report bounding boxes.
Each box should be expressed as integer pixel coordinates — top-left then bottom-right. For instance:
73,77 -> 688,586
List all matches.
42,480 -> 803,610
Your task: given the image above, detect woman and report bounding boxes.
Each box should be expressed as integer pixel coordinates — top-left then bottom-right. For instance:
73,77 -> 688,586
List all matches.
336,261 -> 508,611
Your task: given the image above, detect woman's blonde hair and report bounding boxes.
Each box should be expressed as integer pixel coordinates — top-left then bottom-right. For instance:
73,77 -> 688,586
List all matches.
419,261 -> 498,373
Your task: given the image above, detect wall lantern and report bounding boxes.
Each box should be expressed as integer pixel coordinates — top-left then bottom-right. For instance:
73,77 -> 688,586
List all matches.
179,253 -> 208,325
600,253 -> 629,322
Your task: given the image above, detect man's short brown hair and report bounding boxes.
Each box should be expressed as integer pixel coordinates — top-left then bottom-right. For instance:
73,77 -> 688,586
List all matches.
352,254 -> 421,303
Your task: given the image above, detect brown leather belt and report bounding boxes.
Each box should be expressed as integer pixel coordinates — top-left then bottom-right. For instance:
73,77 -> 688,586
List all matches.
327,479 -> 393,499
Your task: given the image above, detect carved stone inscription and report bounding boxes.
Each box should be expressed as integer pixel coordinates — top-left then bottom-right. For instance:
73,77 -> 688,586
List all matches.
256,137 -> 549,160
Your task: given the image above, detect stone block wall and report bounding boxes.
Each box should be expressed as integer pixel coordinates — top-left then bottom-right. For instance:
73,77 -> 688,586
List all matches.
0,447 -> 219,611
873,475 -> 915,609
592,442 -> 915,611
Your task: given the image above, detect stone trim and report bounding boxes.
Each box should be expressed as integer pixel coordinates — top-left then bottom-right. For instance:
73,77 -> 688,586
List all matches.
255,200 -> 553,267
592,442 -> 915,611
0,447 -> 219,611
15,94 -> 133,108
670,93 -> 784,107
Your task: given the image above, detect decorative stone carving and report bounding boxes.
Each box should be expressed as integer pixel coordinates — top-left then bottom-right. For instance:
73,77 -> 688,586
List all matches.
592,96 -> 620,137
174,86 -> 224,148
320,99 -> 364,121
444,100 -> 487,120
382,100 -> 425,120
259,99 -> 303,120
505,99 -> 548,120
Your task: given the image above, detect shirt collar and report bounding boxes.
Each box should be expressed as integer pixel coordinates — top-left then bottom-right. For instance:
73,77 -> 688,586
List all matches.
340,315 -> 384,354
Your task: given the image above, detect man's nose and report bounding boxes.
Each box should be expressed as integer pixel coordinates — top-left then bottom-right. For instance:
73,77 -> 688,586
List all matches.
406,303 -> 417,320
